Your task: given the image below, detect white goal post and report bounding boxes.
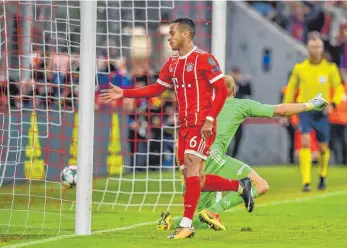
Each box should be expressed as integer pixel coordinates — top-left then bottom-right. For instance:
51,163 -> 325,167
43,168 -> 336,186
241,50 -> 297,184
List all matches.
212,0 -> 227,203
75,1 -> 97,236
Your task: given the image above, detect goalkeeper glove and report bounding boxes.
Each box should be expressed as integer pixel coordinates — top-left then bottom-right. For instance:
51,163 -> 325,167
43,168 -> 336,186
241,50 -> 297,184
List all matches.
305,93 -> 329,111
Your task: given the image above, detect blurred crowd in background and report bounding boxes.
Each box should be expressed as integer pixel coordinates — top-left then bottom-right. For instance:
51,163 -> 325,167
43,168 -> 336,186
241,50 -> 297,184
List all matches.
0,48 -> 176,169
249,1 -> 347,71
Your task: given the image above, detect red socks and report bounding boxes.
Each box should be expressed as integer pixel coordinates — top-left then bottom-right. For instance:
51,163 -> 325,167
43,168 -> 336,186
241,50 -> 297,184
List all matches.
202,174 -> 239,192
183,176 -> 201,220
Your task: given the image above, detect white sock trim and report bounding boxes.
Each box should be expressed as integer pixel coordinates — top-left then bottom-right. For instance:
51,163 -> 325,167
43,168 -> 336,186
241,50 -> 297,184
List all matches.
180,217 -> 192,228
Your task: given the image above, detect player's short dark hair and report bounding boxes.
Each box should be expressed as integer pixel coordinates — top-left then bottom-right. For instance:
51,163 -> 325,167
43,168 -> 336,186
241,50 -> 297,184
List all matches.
308,31 -> 322,41
170,18 -> 196,38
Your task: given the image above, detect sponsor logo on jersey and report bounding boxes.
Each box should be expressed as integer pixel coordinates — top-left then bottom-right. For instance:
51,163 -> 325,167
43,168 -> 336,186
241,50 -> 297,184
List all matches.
319,76 -> 326,84
186,62 -> 194,72
208,56 -> 216,66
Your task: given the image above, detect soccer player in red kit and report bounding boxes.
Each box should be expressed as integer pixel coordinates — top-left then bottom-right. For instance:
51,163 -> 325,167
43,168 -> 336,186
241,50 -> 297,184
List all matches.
100,18 -> 254,239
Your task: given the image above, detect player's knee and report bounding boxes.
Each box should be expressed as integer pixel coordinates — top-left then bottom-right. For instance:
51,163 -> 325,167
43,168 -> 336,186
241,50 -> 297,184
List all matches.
301,134 -> 310,149
318,145 -> 328,155
259,179 -> 269,194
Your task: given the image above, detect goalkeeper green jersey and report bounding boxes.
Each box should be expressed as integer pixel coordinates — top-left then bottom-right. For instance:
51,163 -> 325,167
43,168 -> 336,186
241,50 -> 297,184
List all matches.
211,98 -> 276,155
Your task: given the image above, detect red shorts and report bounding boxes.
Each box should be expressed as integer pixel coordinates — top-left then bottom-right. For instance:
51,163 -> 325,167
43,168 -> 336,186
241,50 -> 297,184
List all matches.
177,126 -> 216,167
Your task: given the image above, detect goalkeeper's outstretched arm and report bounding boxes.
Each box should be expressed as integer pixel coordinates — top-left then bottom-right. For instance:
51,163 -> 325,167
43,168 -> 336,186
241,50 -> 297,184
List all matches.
273,96 -> 327,117
223,75 -> 328,118
273,103 -> 308,116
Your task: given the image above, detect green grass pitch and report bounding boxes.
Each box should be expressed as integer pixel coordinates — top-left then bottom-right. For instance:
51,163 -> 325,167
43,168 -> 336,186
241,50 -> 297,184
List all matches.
0,165 -> 346,248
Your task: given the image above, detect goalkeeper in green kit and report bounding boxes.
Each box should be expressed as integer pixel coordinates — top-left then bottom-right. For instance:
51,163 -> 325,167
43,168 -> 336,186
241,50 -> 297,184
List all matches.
157,75 -> 328,231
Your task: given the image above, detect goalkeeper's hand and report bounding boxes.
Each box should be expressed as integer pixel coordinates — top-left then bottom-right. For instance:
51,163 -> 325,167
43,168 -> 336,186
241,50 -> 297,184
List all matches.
305,93 -> 329,111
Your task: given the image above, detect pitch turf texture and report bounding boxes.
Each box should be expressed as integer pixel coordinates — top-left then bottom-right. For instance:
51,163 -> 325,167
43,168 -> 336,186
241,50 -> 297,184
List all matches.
0,166 -> 346,248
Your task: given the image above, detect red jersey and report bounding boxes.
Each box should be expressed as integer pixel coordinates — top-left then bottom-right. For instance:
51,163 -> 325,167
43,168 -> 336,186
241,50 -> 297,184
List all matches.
157,46 -> 224,128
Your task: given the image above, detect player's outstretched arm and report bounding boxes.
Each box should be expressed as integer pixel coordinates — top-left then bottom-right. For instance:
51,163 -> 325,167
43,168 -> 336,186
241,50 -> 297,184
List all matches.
100,82 -> 167,103
274,93 -> 328,117
100,58 -> 173,103
246,93 -> 328,119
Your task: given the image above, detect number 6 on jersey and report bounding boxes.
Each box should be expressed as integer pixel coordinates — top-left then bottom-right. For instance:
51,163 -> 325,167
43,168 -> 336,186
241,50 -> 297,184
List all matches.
189,136 -> 197,148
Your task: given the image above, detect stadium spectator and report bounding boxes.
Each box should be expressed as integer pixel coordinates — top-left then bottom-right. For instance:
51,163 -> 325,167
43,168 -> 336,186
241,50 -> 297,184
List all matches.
287,2 -> 307,41
248,1 -> 277,21
302,2 -> 325,40
126,79 -> 148,170
280,73 -> 298,164
51,50 -> 70,94
148,115 -> 162,170
329,83 -> 347,165
2,78 -> 20,109
276,2 -> 324,42
323,1 -> 347,67
96,49 -> 131,89
161,92 -> 176,166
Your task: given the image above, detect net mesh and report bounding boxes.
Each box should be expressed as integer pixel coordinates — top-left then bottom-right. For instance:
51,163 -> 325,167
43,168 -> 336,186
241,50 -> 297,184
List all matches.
0,0 -> 213,236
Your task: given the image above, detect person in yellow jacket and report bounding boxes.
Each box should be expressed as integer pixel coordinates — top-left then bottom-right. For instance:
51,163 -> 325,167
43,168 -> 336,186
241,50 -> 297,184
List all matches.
283,32 -> 345,192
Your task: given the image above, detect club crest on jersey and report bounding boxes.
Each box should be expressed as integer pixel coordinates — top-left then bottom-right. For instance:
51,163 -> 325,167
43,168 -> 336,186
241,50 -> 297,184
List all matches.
186,62 -> 194,72
208,56 -> 216,66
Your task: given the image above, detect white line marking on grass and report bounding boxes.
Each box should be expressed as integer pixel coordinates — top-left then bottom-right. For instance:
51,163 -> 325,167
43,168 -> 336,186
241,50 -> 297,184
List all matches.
3,190 -> 346,248
1,221 -> 160,248
1,235 -> 75,248
93,220 -> 160,234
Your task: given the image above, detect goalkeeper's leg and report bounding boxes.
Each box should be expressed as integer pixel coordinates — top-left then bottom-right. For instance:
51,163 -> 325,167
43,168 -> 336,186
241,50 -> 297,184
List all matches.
207,156 -> 269,214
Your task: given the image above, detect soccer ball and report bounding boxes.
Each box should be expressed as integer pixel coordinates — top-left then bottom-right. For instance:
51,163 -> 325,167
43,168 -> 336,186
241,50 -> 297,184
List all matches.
60,165 -> 77,187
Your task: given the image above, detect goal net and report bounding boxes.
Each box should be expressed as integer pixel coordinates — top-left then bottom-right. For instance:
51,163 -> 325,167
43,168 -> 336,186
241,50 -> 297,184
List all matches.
0,0 -> 214,237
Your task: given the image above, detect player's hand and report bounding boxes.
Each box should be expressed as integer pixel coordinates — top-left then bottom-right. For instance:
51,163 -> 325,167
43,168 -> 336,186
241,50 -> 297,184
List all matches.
306,93 -> 328,111
201,119 -> 213,140
99,83 -> 124,103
